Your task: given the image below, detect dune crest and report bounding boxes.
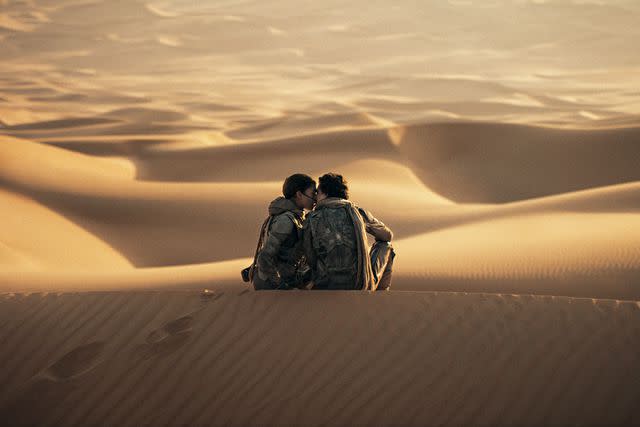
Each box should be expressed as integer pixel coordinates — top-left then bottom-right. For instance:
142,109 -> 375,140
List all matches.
390,122 -> 640,203
1,0 -> 640,425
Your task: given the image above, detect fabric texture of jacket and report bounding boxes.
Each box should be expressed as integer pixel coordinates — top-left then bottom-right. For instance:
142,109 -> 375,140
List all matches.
253,197 -> 306,289
303,197 -> 390,290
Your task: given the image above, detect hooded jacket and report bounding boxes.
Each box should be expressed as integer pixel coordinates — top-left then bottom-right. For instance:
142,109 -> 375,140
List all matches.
254,197 -> 305,289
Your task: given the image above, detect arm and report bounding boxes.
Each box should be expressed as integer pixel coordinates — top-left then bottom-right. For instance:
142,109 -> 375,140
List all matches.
256,215 -> 293,283
358,207 -> 393,242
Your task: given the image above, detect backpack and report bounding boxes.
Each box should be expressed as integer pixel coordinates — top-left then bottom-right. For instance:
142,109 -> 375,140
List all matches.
309,206 -> 359,289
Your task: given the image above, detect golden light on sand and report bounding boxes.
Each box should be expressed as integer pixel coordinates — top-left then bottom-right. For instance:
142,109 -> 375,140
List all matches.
0,1 -> 639,426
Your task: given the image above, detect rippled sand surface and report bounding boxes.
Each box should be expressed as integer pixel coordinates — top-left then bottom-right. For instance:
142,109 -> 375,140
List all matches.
1,1 -> 639,425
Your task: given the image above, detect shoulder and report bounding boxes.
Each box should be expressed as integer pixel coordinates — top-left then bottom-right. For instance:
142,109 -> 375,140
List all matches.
270,213 -> 295,234
356,206 -> 373,222
306,210 -> 322,221
357,206 -> 387,230
303,210 -> 324,230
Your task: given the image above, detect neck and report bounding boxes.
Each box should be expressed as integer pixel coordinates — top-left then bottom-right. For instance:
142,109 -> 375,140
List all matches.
317,197 -> 349,206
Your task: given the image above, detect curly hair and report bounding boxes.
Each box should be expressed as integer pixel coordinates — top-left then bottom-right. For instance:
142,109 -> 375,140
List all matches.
318,173 -> 349,199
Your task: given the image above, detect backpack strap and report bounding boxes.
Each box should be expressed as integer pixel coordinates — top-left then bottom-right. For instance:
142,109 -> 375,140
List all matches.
249,211 -> 303,283
248,215 -> 273,282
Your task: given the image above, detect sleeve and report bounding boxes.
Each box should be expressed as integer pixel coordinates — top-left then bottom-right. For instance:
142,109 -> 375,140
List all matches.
256,214 -> 294,282
358,207 -> 393,242
302,216 -> 317,276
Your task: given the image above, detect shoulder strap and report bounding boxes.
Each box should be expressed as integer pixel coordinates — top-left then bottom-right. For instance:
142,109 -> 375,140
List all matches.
249,216 -> 272,281
357,206 -> 369,221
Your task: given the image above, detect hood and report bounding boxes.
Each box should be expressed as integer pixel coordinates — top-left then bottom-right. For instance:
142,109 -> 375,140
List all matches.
315,197 -> 352,209
268,196 -> 302,216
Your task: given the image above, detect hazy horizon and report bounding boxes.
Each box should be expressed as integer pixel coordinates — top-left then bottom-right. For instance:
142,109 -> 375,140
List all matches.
2,0 -> 640,131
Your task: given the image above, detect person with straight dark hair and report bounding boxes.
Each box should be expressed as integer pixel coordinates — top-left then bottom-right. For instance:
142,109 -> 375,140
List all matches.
242,173 -> 317,290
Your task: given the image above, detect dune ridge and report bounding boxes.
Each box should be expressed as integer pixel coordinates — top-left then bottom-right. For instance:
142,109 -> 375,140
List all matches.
1,1 -> 640,424
2,126 -> 639,299
390,122 -> 640,203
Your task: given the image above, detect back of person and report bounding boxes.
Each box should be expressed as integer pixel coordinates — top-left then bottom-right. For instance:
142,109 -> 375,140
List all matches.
303,173 -> 395,291
306,200 -> 359,289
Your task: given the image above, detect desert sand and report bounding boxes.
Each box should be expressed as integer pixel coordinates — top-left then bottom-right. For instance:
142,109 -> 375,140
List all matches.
1,291 -> 639,427
1,0 -> 639,425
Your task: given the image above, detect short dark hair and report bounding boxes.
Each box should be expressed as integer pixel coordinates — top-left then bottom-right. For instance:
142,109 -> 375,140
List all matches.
318,173 -> 349,199
283,173 -> 316,199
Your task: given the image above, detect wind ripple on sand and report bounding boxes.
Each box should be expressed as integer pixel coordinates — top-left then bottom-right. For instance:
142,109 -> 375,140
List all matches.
0,291 -> 638,426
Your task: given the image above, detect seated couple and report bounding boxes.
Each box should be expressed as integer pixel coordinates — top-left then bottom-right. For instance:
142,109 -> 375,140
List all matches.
242,173 -> 395,291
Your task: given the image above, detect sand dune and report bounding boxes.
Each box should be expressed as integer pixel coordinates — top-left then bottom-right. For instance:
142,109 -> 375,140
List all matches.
0,291 -> 638,427
0,260 -> 248,293
0,188 -> 131,271
133,127 -> 401,182
2,132 -> 640,299
1,1 -> 640,424
225,111 -> 379,141
0,136 -> 275,265
393,212 -> 640,299
390,122 -> 640,203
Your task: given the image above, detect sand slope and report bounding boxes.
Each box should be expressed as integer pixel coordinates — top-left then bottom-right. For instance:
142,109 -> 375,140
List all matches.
390,122 -> 640,203
0,189 -> 131,270
393,212 -> 640,300
2,127 -> 640,297
0,291 -> 639,427
1,1 -> 640,426
2,131 -> 640,299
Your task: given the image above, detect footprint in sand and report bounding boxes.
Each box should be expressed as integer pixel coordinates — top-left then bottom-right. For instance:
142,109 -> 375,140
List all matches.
0,342 -> 106,421
45,341 -> 105,381
136,315 -> 194,360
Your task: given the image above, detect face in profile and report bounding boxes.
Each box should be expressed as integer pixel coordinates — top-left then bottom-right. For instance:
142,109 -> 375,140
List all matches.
297,185 -> 317,210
